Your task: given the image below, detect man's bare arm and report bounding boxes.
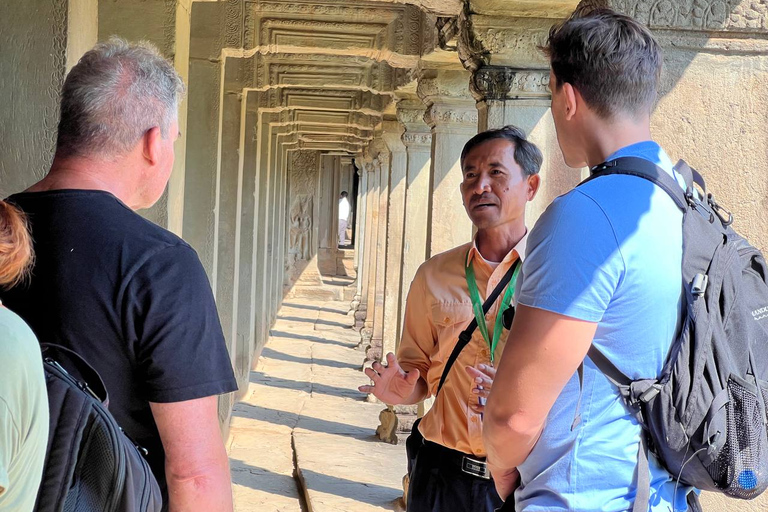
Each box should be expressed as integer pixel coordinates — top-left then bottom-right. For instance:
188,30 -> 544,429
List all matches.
150,396 -> 233,512
484,305 -> 598,477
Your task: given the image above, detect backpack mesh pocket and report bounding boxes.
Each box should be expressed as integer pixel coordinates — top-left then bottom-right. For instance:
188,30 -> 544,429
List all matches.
706,378 -> 768,499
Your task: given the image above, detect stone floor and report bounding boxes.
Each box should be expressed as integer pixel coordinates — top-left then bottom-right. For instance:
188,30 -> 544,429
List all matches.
227,295 -> 406,512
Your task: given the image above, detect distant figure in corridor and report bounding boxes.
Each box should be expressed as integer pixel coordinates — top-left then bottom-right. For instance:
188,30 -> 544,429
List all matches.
483,7 -> 697,512
359,126 -> 542,512
4,39 -> 237,512
338,191 -> 351,246
0,201 -> 48,510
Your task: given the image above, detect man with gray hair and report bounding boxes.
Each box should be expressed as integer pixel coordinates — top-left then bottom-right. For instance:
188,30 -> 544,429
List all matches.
5,39 -> 237,511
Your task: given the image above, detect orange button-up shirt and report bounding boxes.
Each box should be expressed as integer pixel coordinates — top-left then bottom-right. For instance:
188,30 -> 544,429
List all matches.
397,234 -> 527,457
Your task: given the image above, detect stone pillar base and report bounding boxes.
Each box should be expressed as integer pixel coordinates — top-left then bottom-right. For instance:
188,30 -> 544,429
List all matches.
376,404 -> 420,444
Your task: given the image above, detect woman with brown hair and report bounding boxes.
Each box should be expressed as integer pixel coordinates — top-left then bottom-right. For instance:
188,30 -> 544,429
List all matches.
0,200 -> 49,511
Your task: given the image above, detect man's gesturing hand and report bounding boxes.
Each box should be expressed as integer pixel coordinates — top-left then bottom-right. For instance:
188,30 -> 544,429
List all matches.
358,352 -> 421,405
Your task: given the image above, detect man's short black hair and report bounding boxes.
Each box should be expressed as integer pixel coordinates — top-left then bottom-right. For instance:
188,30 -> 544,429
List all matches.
340,191 -> 348,198
460,125 -> 543,177
542,6 -> 662,119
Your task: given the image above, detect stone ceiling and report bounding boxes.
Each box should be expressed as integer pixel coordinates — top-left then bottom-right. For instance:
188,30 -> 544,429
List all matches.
190,0 -> 582,155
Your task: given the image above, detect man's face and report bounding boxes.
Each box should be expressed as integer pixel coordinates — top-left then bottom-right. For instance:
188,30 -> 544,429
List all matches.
460,138 -> 537,231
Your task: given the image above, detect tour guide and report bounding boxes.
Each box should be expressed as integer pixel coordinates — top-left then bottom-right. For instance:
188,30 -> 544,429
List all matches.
359,125 -> 542,512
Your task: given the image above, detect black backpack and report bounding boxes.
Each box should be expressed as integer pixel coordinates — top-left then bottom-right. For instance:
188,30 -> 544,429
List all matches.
580,157 -> 768,511
34,344 -> 162,512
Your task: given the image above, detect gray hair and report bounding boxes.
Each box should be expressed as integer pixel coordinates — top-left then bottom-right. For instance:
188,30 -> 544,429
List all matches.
56,37 -> 186,159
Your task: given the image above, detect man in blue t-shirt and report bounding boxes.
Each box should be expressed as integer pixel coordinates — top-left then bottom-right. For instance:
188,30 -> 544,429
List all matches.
483,7 -> 696,511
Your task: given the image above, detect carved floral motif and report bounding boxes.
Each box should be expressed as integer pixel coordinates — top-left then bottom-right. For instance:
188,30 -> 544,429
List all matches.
424,104 -> 478,126
401,132 -> 433,147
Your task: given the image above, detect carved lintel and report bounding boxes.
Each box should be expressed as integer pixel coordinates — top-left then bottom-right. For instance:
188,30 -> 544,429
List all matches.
401,132 -> 433,148
471,67 -> 551,102
423,102 -> 478,128
596,0 -> 768,33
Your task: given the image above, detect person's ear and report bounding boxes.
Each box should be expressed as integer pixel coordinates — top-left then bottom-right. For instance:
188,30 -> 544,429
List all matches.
563,83 -> 577,121
142,127 -> 163,166
526,173 -> 541,201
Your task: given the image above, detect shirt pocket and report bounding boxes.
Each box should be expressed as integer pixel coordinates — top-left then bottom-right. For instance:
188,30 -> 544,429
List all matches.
430,302 -> 475,363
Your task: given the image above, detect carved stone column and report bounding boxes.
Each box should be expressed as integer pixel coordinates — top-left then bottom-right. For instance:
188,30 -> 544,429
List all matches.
373,101 -> 432,444
380,120 -> 407,361
350,163 -> 368,316
356,153 -> 379,334
398,101 -> 433,331
419,71 -> 477,256
368,140 -> 391,361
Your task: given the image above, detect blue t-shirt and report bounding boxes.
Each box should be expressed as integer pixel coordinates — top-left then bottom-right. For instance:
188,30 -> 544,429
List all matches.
515,141 -> 691,511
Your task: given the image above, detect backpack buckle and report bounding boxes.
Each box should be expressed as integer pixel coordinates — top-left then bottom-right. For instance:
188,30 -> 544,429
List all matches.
692,274 -> 708,296
638,383 -> 662,403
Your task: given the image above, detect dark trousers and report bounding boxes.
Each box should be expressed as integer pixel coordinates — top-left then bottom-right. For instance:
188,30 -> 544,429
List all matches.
407,441 -> 514,512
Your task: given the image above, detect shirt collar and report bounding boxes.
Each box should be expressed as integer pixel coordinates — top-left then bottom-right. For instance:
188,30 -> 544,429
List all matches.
466,230 -> 528,268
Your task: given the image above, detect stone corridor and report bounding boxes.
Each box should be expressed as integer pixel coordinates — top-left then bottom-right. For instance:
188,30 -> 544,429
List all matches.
227,289 -> 407,512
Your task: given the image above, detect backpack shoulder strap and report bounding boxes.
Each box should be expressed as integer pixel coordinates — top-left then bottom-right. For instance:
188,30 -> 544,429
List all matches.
580,156 -> 688,212
436,258 -> 520,396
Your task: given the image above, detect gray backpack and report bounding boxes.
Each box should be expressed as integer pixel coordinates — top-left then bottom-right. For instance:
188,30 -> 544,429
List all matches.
35,344 -> 163,512
580,157 -> 768,511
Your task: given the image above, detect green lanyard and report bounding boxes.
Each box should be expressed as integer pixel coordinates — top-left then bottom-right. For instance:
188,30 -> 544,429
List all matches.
465,251 -> 521,363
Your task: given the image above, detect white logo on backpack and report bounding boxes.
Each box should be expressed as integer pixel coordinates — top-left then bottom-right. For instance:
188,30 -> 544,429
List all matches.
751,306 -> 768,321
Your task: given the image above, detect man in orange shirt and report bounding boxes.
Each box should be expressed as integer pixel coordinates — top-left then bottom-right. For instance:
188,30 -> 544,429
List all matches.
359,125 -> 542,511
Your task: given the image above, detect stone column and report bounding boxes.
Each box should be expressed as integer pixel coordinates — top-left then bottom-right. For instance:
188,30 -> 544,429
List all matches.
419,71 -> 477,257
237,92 -> 260,376
252,111 -> 276,357
351,163 -> 368,317
398,102 -> 433,331
368,141 -> 391,361
380,121 -> 407,360
359,152 -> 381,341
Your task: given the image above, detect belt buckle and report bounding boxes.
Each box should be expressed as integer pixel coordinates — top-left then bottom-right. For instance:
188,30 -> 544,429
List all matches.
461,456 -> 491,479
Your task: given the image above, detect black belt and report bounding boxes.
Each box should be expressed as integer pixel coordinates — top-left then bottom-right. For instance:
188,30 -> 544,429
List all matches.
420,440 -> 491,480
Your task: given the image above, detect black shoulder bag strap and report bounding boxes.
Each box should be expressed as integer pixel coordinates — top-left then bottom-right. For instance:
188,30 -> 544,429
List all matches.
436,257 -> 520,396
574,156 -> 694,512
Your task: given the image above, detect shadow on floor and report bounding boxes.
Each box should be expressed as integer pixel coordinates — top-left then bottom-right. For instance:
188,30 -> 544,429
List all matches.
281,301 -> 350,316
230,461 -> 401,509
261,347 -> 360,371
277,315 -> 352,329
299,468 -> 402,508
230,458 -> 301,498
250,372 -> 363,400
269,329 -> 358,348
232,402 -> 381,439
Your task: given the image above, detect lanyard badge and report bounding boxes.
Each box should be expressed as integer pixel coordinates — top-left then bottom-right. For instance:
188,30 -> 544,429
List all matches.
465,250 -> 520,363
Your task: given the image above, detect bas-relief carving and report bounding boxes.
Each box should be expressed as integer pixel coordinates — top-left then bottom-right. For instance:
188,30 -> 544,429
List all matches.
225,0 -> 243,48
401,132 -> 433,147
287,151 -> 319,266
254,1 -> 400,22
605,0 -> 767,31
471,67 -> 550,101
288,194 -> 313,262
474,27 -> 549,56
47,0 -> 68,176
424,104 -> 478,127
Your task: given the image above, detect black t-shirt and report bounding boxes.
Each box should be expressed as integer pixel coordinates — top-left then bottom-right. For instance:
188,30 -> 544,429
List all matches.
4,189 -> 238,498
